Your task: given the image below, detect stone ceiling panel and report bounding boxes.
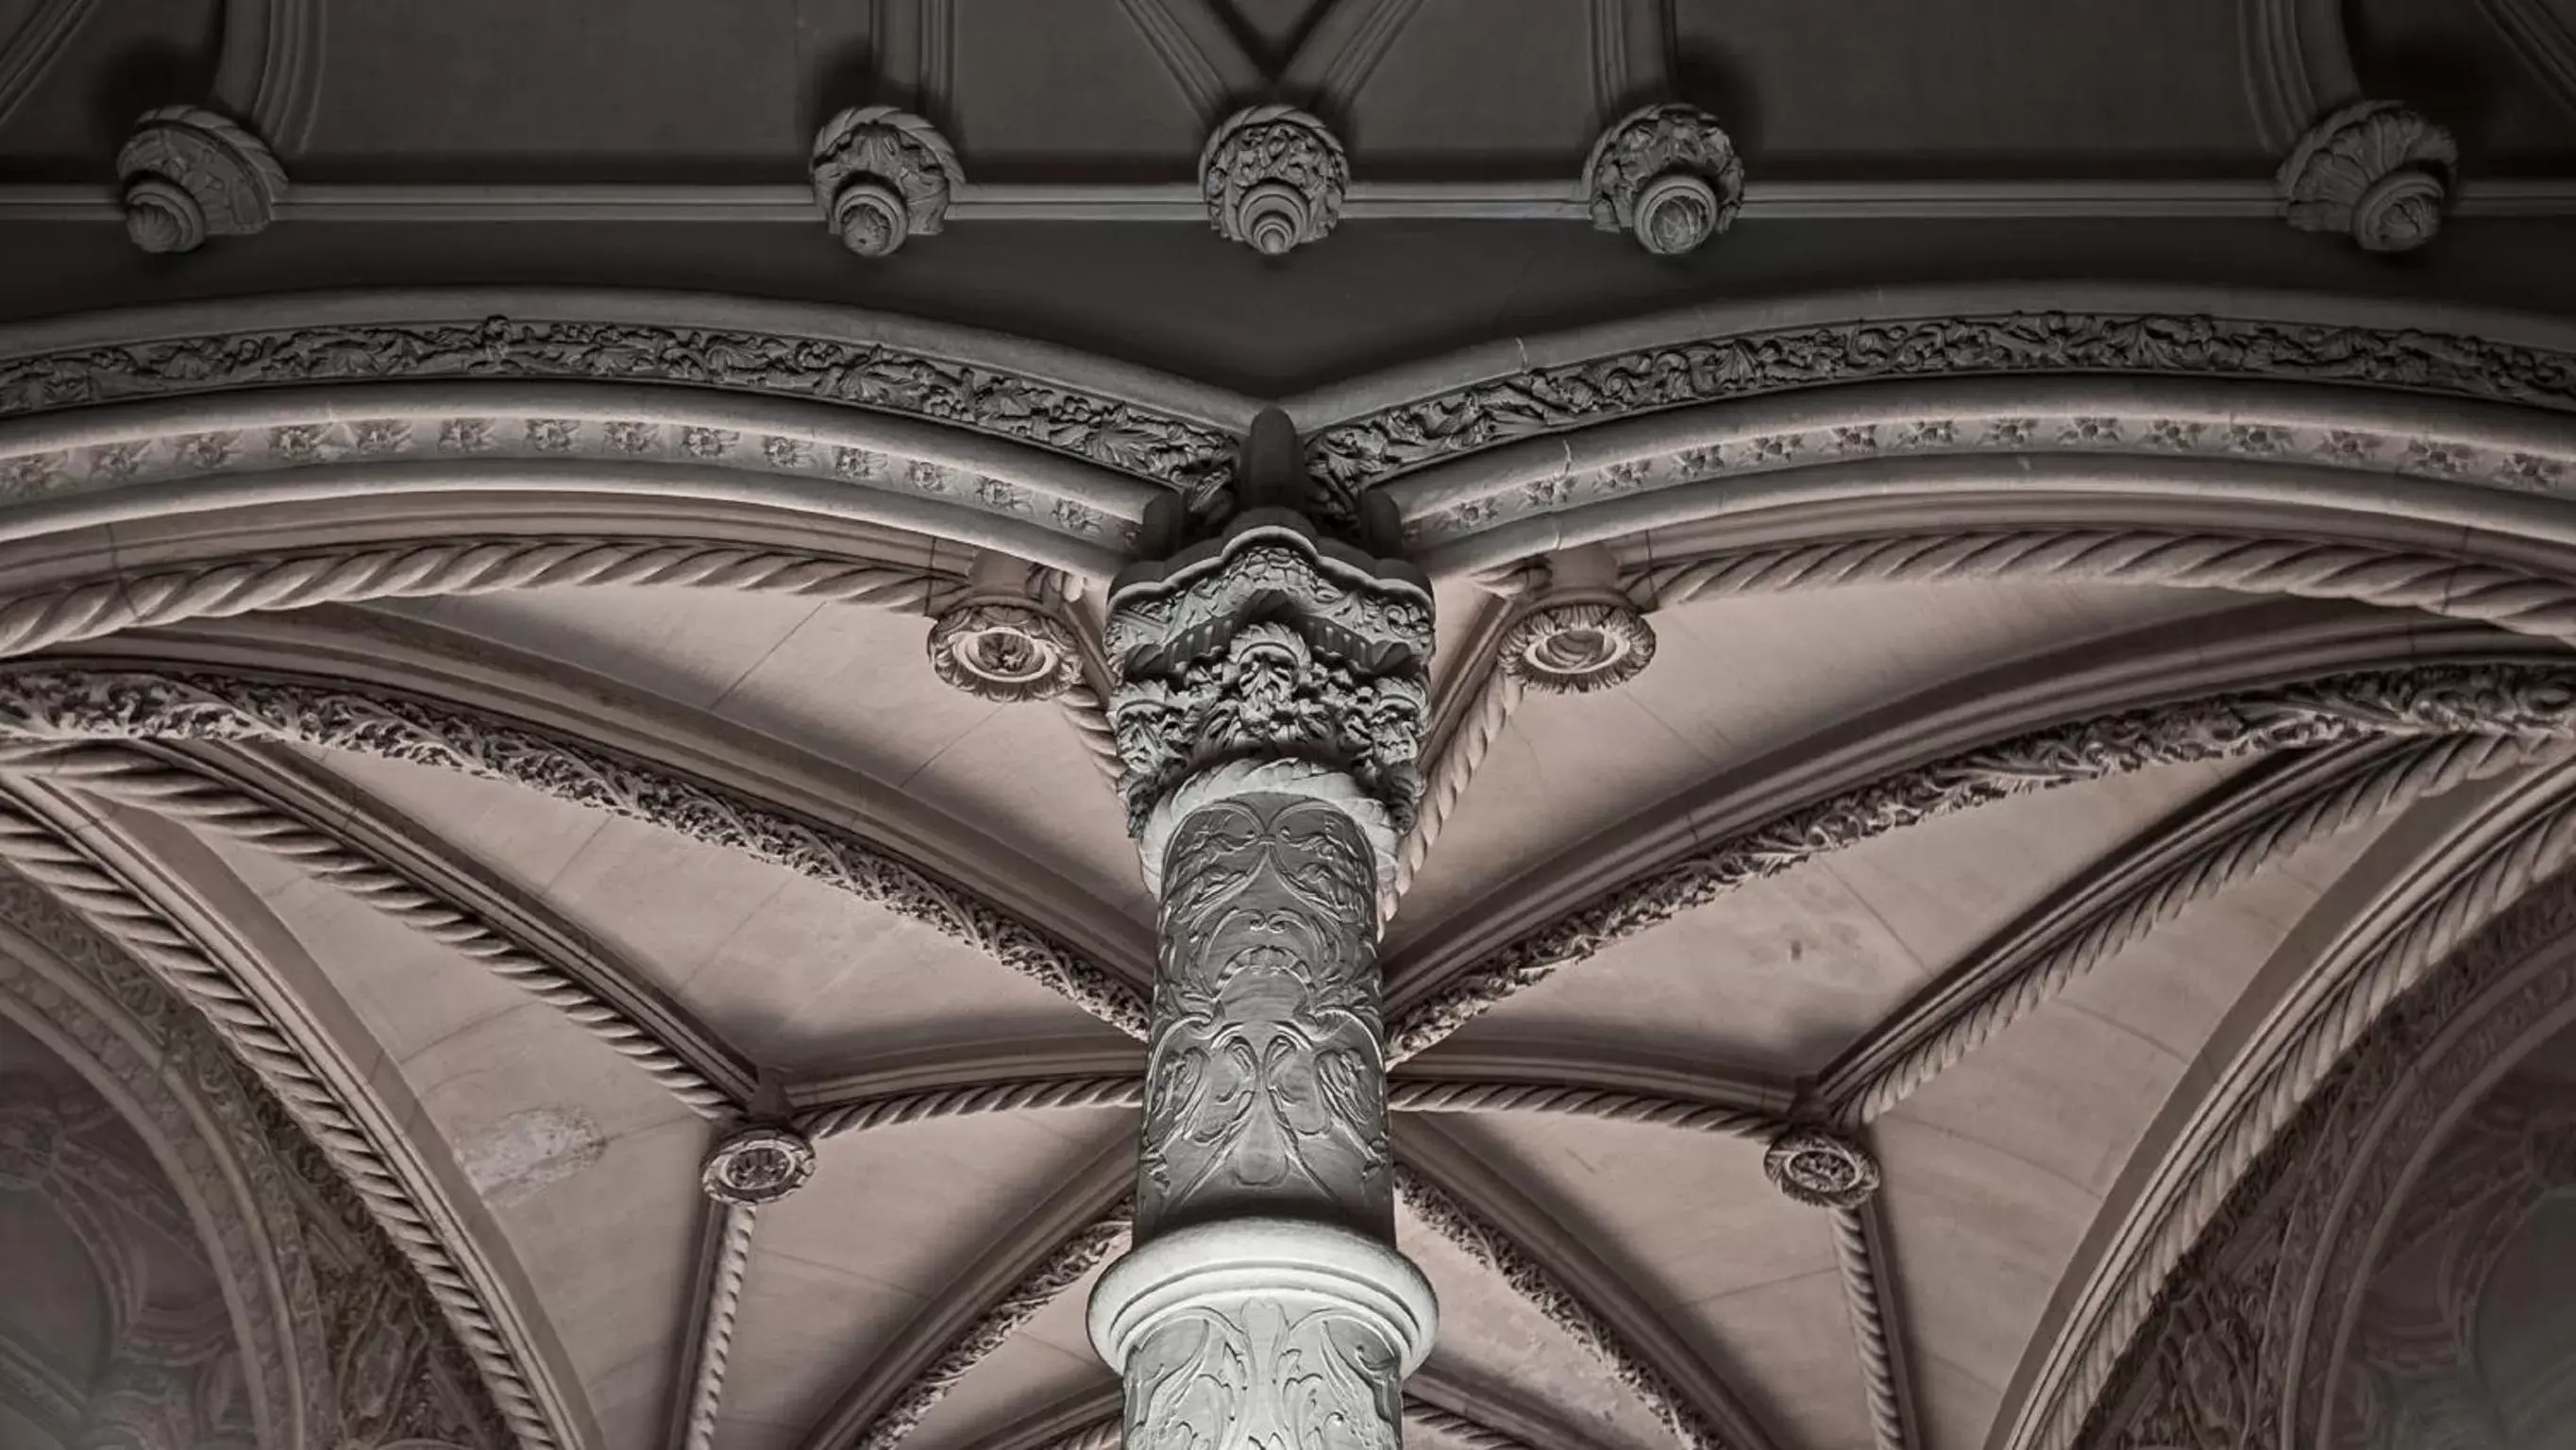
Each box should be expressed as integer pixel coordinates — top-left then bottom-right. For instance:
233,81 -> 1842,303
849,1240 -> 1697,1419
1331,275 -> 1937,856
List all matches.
1875,825 -> 2387,1450
1390,580 -> 2244,953
305,749 -> 1128,1071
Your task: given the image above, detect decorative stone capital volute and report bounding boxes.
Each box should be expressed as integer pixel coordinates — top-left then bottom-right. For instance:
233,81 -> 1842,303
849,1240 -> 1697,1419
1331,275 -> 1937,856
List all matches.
928,553 -> 1084,703
1584,102 -> 1743,256
1763,1126 -> 1881,1209
700,1124 -> 817,1206
1200,105 -> 1348,257
1103,514 -> 1433,840
115,106 -> 286,255
1498,547 -> 1657,694
811,105 -> 961,258
2278,100 -> 2455,254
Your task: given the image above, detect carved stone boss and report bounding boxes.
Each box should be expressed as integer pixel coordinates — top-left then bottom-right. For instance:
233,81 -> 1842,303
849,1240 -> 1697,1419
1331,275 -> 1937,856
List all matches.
1088,431 -> 1440,1449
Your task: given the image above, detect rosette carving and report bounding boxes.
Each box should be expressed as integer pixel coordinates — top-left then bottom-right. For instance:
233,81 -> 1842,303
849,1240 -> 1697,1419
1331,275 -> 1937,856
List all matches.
929,602 -> 1083,702
1496,548 -> 1658,694
1763,1126 -> 1882,1208
1200,106 -> 1348,256
115,107 -> 287,255
700,1124 -> 817,1206
1584,103 -> 1743,256
811,106 -> 962,258
2279,100 -> 2456,254
1103,520 -> 1434,835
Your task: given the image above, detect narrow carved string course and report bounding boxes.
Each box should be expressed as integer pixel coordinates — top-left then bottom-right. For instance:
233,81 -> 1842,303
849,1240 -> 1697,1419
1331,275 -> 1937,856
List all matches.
0,666 -> 1153,1039
1387,663 -> 2576,1062
0,315 -> 1237,508
0,801 -> 570,1450
1825,729 -> 2555,1124
1305,311 -> 2576,511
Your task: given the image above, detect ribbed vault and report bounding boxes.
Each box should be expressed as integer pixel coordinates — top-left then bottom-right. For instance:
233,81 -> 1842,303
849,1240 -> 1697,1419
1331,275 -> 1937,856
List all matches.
0,287 -> 2573,1450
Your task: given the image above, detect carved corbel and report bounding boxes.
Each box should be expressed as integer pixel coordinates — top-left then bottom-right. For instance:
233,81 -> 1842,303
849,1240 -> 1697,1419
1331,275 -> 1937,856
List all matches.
1763,1125 -> 1882,1209
2278,100 -> 2456,253
1497,547 -> 1658,694
810,106 -> 961,258
927,553 -> 1085,703
1584,102 -> 1743,257
1199,105 -> 1349,256
115,107 -> 286,255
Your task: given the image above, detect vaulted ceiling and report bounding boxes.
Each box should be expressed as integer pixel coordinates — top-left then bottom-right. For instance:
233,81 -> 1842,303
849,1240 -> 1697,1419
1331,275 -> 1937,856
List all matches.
2,7 -> 2575,1450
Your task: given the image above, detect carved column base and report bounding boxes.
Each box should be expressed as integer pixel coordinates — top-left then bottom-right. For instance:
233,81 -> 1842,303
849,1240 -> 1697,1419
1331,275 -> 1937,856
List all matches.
1091,1218 -> 1438,1450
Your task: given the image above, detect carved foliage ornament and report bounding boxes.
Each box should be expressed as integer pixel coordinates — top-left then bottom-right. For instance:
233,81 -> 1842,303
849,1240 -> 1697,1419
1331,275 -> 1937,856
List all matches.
115,107 -> 286,256
811,106 -> 962,259
1302,311 -> 2576,508
1104,523 -> 1433,835
0,316 -> 1236,507
1200,106 -> 1348,257
700,1124 -> 817,1206
1584,103 -> 1743,257
1762,1126 -> 1881,1209
2279,100 -> 2457,254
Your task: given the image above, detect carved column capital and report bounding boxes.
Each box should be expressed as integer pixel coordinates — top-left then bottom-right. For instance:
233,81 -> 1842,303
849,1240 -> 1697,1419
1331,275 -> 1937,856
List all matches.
2279,100 -> 2455,253
1497,546 -> 1658,694
1103,514 -> 1434,845
1764,1126 -> 1882,1209
115,107 -> 286,255
700,1124 -> 817,1206
928,554 -> 1085,703
810,105 -> 961,258
1200,106 -> 1349,256
1584,103 -> 1743,256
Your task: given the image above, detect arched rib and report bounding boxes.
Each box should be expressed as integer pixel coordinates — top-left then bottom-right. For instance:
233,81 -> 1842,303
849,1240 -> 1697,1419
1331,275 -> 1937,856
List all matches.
671,1201 -> 761,1450
0,655 -> 1153,1040
1831,1199 -> 1917,1450
0,536 -> 943,664
1394,1121 -> 1779,1450
798,1147 -> 1135,1450
5,737 -> 752,1116
1634,530 -> 2576,653
1387,664 -> 2576,1061
1818,729 -> 2555,1124
1396,596 -> 1526,903
0,792 -> 581,1449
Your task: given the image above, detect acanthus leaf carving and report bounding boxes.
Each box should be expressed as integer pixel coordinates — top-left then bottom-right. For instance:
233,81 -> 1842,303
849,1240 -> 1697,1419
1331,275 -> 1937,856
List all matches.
1105,523 -> 1433,839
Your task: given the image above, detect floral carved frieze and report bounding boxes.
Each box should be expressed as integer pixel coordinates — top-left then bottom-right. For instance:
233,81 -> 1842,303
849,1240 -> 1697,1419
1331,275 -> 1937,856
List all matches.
1305,312 -> 2576,511
0,315 -> 1236,510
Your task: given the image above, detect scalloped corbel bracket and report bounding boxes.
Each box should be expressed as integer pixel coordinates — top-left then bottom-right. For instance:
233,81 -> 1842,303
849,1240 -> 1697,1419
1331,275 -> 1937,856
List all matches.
810,105 -> 962,258
115,106 -> 287,255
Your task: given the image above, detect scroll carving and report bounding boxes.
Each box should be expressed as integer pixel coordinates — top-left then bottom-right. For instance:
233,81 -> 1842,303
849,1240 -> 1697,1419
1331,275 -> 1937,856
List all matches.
1143,792 -> 1390,1240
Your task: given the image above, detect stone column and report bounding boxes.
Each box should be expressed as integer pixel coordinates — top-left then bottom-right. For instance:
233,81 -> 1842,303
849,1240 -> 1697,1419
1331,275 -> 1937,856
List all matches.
1087,414 -> 1438,1450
